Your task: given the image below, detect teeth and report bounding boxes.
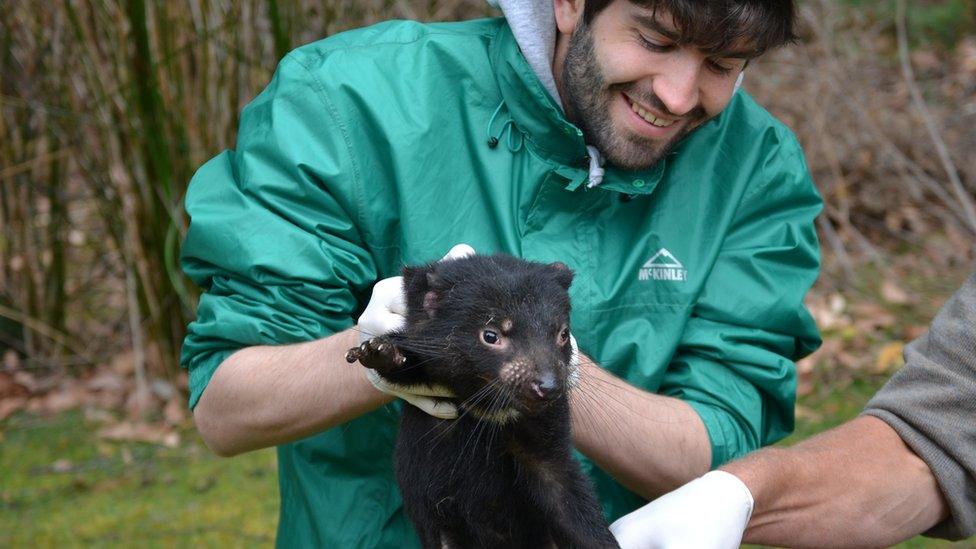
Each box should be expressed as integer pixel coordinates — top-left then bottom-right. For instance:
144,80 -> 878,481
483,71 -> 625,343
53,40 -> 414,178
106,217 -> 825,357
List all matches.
630,101 -> 675,128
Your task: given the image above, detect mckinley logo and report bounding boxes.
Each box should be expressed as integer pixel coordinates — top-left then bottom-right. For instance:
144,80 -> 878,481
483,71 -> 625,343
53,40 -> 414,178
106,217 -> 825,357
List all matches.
639,249 -> 687,282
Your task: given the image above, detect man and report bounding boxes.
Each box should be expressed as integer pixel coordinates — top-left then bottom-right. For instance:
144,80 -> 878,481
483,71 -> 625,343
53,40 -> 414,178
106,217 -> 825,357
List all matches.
180,0 -> 821,545
610,271 -> 976,548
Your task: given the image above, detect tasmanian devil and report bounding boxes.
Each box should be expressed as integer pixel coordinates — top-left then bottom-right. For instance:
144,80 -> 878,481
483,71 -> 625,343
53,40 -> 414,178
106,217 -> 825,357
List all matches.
345,253 -> 619,549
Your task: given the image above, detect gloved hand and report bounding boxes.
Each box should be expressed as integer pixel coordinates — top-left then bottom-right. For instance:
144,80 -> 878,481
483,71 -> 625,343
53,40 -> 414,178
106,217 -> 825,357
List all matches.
609,470 -> 754,549
363,368 -> 459,419
355,243 -> 476,419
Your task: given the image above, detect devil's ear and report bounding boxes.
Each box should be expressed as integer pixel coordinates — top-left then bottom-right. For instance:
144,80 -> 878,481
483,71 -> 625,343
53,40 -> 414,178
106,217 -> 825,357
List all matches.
548,262 -> 574,291
402,264 -> 448,319
401,265 -> 429,293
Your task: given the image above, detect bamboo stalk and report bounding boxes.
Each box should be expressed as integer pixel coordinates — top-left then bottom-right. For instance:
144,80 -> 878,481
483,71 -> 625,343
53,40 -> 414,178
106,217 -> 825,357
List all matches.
267,0 -> 291,61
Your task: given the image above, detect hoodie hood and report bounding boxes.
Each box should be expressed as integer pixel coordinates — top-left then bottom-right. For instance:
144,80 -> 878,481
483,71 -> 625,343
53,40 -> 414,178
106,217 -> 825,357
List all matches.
490,0 -> 562,105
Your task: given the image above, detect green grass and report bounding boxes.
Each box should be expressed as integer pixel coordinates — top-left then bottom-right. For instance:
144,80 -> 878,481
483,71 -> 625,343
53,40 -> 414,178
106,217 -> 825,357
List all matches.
0,412 -> 278,547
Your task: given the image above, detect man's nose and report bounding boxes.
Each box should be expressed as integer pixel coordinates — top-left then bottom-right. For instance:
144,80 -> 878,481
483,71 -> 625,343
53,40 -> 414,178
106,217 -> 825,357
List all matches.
653,52 -> 702,117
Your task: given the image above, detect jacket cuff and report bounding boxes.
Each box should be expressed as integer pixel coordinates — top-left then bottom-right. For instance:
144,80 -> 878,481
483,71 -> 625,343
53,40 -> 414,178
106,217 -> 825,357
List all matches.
687,400 -> 757,469
185,349 -> 236,410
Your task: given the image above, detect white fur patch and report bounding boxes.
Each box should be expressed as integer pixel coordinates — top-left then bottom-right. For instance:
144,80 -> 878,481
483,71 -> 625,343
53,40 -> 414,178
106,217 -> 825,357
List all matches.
499,358 -> 529,385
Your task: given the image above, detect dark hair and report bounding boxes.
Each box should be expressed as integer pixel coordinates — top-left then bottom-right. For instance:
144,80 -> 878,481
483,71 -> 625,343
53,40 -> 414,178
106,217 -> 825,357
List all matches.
582,0 -> 797,56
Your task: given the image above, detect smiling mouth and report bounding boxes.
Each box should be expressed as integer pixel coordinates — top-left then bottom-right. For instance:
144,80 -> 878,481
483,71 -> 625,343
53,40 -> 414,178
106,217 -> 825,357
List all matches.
624,94 -> 677,128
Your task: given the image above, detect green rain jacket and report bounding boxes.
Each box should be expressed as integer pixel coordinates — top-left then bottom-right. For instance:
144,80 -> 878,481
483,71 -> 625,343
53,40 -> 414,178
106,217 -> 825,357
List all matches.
181,18 -> 821,548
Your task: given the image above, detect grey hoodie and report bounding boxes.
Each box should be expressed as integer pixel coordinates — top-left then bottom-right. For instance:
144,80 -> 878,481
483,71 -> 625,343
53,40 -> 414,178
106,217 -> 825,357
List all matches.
493,0 -> 562,103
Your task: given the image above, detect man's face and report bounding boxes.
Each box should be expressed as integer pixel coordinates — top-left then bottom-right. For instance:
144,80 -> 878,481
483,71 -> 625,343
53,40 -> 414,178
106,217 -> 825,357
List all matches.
558,1 -> 754,171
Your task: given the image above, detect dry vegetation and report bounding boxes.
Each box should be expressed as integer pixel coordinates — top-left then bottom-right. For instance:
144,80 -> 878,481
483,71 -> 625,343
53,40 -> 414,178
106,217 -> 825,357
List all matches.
0,0 -> 974,425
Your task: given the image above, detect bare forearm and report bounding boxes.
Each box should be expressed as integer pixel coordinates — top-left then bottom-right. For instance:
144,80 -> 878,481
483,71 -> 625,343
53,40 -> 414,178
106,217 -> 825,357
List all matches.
192,327 -> 392,456
570,360 -> 711,498
730,415 -> 949,548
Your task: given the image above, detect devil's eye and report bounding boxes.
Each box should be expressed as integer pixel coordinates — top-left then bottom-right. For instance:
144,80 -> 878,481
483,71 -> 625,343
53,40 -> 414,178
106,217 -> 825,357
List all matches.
559,327 -> 570,344
482,330 -> 499,345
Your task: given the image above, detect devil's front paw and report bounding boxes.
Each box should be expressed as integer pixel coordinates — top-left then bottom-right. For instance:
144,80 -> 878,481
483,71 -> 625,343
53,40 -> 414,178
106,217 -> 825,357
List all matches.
344,337 -> 406,375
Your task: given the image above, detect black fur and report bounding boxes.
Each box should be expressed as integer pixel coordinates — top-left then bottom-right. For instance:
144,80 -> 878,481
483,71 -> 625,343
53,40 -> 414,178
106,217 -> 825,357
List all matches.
347,254 -> 618,548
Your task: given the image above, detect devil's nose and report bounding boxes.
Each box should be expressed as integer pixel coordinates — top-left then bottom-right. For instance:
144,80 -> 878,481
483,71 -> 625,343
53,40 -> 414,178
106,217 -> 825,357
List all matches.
530,374 -> 558,400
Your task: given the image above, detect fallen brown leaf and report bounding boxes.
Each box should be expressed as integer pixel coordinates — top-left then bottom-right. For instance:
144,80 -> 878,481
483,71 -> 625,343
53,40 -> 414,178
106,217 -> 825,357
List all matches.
86,371 -> 126,394
850,301 -> 896,328
0,372 -> 29,399
97,421 -> 180,448
163,397 -> 187,426
910,49 -> 941,73
795,405 -> 823,423
0,396 -> 27,421
903,325 -> 929,341
124,387 -> 158,419
3,350 -> 19,371
873,342 -> 906,374
110,351 -> 135,376
40,383 -> 87,414
956,37 -> 976,76
51,458 -> 73,473
881,280 -> 911,305
806,293 -> 851,331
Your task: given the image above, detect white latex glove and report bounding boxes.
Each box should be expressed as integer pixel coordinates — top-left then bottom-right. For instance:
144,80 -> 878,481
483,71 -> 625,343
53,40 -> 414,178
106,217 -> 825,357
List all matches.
610,470 -> 754,549
357,275 -> 407,345
363,368 -> 459,419
355,244 -> 476,418
567,333 -> 580,389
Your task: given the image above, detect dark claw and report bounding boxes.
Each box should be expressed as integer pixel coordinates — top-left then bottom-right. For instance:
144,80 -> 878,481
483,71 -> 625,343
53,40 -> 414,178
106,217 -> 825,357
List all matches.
345,337 -> 405,374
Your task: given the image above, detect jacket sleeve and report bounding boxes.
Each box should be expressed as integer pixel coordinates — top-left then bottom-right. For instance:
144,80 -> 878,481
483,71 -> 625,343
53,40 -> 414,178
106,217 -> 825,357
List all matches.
179,53 -> 377,409
862,272 -> 976,540
660,137 -> 823,467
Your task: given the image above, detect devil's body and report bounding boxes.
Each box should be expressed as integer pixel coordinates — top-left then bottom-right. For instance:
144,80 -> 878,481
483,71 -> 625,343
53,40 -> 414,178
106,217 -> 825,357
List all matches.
349,254 -> 618,548
396,397 -> 618,548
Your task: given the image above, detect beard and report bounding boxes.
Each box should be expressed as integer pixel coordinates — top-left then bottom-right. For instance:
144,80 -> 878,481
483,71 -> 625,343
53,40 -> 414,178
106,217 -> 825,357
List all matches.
561,20 -> 709,171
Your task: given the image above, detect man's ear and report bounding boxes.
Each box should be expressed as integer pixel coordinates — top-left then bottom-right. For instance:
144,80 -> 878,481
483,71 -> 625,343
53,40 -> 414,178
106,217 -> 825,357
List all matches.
553,0 -> 584,36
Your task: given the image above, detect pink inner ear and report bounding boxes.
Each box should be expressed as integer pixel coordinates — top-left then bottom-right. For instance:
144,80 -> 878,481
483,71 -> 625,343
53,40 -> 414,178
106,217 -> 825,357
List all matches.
423,291 -> 438,317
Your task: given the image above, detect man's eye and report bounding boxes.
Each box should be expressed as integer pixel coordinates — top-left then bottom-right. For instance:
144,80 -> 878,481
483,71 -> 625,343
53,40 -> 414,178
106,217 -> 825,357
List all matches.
482,330 -> 499,345
637,33 -> 672,52
708,59 -> 736,76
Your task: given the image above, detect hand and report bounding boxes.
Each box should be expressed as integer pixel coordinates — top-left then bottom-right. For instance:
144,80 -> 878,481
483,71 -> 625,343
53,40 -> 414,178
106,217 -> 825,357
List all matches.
345,336 -> 459,419
610,471 -> 754,549
357,243 -> 475,344
354,244 -> 476,418
364,368 -> 458,419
